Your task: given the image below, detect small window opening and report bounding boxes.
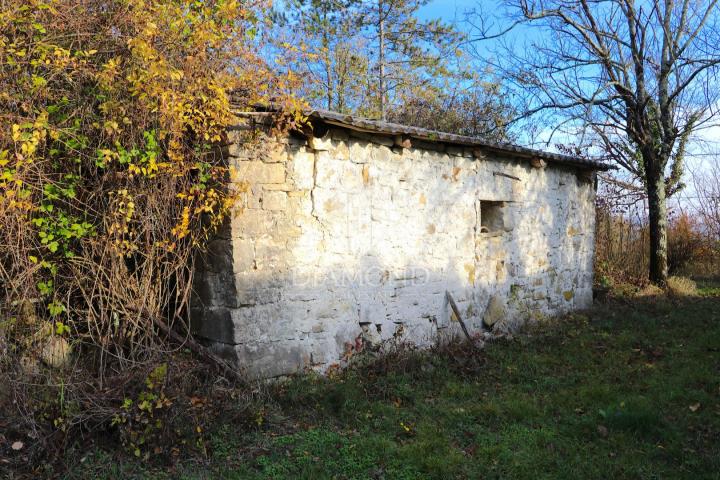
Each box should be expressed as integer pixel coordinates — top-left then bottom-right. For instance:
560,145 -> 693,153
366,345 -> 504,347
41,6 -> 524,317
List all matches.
480,201 -> 505,234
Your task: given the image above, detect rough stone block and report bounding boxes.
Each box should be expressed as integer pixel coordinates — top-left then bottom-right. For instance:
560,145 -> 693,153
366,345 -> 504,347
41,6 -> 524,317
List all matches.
349,141 -> 370,163
291,150 -> 315,190
340,162 -> 365,192
232,209 -> 275,236
40,336 -> 72,369
315,154 -> 346,188
192,271 -> 236,308
261,143 -> 288,163
331,141 -> 349,160
307,134 -> 331,151
235,341 -> 309,379
202,238 -> 233,273
235,160 -> 286,184
309,337 -> 338,366
351,131 -> 394,147
262,191 -> 288,211
372,145 -> 393,163
254,239 -> 290,270
191,307 -> 235,344
312,187 -> 349,222
232,238 -> 255,272
483,294 -> 506,328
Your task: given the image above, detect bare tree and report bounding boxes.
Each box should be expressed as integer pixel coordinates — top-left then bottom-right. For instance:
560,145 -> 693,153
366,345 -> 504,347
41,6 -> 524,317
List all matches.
471,0 -> 720,284
691,160 -> 720,240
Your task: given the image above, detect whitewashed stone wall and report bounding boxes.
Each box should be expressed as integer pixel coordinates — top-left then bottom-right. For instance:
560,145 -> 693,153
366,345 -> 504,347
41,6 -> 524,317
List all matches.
191,125 -> 597,378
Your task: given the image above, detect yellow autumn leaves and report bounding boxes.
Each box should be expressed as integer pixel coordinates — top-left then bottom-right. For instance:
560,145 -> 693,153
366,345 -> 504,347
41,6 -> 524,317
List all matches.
0,0 -> 284,329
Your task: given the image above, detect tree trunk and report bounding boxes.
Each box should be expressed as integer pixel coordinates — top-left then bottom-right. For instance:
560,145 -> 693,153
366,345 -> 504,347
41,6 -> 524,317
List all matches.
322,18 -> 333,110
378,0 -> 386,120
647,172 -> 669,284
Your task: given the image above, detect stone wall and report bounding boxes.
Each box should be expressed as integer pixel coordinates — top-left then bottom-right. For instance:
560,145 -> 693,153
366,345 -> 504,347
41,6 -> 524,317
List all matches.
191,124 -> 597,378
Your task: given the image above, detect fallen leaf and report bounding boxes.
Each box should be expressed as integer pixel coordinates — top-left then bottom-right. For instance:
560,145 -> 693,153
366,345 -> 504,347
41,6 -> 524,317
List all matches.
689,403 -> 701,412
597,425 -> 609,438
11,441 -> 24,451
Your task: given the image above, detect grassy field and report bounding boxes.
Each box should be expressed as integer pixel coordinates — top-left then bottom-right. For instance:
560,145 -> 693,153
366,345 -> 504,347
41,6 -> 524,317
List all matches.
68,283 -> 720,479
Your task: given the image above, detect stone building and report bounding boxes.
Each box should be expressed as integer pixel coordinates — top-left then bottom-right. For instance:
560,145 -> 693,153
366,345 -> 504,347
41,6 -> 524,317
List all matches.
191,109 -> 610,378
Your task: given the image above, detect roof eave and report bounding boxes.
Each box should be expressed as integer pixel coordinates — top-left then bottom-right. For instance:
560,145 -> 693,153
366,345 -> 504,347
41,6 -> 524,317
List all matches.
306,110 -> 612,171
232,107 -> 614,171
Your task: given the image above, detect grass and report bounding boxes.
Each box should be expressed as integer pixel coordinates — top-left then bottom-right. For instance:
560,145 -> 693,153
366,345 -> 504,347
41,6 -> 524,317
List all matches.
67,288 -> 720,480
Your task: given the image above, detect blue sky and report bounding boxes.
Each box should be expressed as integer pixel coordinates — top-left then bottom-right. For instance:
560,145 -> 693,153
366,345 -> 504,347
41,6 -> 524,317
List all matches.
273,0 -> 717,196
417,0 -> 718,206
419,0 -> 479,21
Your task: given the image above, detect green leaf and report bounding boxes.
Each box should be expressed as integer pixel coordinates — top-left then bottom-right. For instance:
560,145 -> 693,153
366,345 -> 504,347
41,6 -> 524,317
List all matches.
55,322 -> 70,335
31,75 -> 47,89
48,301 -> 65,317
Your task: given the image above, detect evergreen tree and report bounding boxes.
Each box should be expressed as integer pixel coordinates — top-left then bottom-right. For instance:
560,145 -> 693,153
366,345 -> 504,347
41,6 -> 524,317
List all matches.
273,0 -> 371,113
277,0 -> 459,119
358,0 -> 459,120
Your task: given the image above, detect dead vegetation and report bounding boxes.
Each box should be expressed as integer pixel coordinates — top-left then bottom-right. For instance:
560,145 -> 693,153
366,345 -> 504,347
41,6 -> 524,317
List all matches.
666,276 -> 699,298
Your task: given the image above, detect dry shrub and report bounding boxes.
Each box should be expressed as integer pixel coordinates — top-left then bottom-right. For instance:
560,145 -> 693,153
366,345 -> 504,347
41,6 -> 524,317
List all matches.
1,355 -> 268,475
636,284 -> 665,297
666,276 -> 698,298
0,0 -> 301,472
0,0 -> 287,366
667,213 -> 714,276
596,205 -> 717,288
594,206 -> 650,287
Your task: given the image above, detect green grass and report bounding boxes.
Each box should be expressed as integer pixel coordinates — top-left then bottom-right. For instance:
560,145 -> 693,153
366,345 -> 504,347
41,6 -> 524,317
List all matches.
697,278 -> 720,297
68,292 -> 720,480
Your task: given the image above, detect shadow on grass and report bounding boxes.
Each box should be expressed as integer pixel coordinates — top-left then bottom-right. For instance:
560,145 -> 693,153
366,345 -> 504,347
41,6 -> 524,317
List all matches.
63,291 -> 720,480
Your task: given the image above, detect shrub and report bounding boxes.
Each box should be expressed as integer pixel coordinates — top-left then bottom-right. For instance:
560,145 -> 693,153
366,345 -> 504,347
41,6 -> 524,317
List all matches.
666,276 -> 698,297
595,206 -> 717,287
667,213 -> 711,276
594,207 -> 650,287
0,0 -> 283,364
0,0 -> 300,472
636,284 -> 665,297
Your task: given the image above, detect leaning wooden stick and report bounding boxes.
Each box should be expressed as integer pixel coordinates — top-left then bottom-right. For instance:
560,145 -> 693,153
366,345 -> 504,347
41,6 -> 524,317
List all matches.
445,291 -> 481,350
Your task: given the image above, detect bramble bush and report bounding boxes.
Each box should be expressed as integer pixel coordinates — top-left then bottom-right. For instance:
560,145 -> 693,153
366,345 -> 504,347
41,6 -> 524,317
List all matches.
0,0 -> 300,471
